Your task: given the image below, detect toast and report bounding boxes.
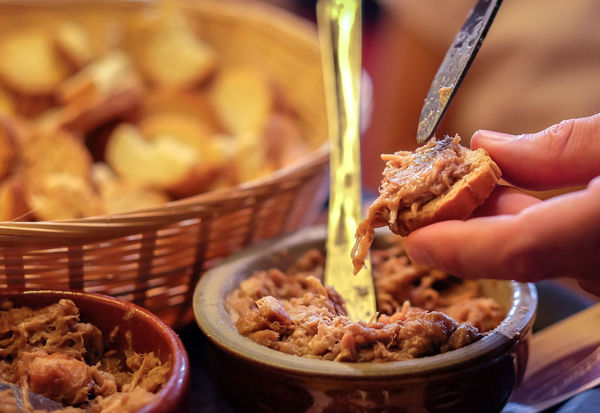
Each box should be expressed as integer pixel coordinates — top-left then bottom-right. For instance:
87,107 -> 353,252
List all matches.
47,51 -> 143,134
352,135 -> 501,273
131,11 -> 217,89
211,66 -> 273,137
53,21 -> 95,71
105,123 -> 214,197
91,163 -> 169,214
0,29 -> 70,96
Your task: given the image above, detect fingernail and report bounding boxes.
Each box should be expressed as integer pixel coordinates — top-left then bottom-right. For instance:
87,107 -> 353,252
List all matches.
475,130 -> 518,142
406,246 -> 434,267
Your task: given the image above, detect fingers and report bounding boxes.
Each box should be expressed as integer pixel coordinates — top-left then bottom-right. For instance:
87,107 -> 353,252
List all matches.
472,185 -> 541,217
471,113 -> 600,190
404,177 -> 600,283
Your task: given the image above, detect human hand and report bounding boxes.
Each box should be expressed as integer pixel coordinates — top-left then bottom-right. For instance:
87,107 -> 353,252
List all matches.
404,114 -> 600,295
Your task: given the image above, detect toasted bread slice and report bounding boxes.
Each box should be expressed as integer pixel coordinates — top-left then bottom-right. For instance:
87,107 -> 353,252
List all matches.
0,118 -> 17,180
0,29 -> 70,95
92,163 -> 170,214
53,21 -> 95,70
211,66 -> 273,137
20,127 -> 92,187
0,175 -> 31,221
352,135 -> 501,273
132,11 -> 217,89
26,173 -> 103,221
46,51 -> 143,134
105,123 -> 214,197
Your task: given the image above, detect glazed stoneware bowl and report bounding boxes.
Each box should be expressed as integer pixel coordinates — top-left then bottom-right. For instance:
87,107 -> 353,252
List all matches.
193,226 -> 537,413
0,290 -> 190,413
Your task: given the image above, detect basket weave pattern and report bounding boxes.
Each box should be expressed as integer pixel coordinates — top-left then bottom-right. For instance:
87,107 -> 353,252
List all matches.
0,0 -> 329,328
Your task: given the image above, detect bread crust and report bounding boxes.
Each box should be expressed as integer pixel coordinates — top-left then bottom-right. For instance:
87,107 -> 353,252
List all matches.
352,138 -> 501,274
390,148 -> 501,236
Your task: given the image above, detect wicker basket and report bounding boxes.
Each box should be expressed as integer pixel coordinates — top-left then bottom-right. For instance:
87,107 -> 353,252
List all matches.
0,0 -> 329,328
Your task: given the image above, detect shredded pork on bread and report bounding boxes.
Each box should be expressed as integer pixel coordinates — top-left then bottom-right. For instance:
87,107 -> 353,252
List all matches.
352,135 -> 501,273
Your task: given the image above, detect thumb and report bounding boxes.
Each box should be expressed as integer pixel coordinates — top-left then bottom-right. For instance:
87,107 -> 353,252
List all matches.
471,113 -> 600,190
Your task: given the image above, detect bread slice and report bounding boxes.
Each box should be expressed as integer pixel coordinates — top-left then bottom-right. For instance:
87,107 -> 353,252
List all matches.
0,29 -> 70,95
211,66 -> 273,137
352,135 -> 501,273
91,163 -> 170,214
0,175 -> 31,221
105,123 -> 215,198
53,21 -> 95,70
47,51 -> 143,134
25,173 -> 103,221
131,11 -> 217,89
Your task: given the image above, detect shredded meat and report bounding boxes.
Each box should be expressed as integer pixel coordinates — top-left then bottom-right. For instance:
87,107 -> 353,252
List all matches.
352,135 -> 471,273
227,238 -> 506,362
0,300 -> 171,412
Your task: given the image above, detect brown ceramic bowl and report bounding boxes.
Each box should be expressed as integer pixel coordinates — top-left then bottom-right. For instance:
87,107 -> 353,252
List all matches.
193,226 -> 537,413
0,290 -> 190,413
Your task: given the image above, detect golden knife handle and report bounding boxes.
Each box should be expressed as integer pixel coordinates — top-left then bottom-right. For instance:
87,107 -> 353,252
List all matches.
317,0 -> 376,321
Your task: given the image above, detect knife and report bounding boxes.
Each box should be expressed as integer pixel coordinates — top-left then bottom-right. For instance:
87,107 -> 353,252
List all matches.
503,303 -> 600,412
416,0 -> 503,145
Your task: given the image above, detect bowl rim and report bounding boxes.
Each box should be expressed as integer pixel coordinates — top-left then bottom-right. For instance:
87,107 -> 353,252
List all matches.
0,289 -> 190,413
193,225 -> 538,378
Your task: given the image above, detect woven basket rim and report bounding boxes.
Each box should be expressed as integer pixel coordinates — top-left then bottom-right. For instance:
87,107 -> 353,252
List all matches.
0,0 -> 331,240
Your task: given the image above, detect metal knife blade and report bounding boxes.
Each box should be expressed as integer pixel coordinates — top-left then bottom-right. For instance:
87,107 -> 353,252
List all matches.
416,0 -> 503,145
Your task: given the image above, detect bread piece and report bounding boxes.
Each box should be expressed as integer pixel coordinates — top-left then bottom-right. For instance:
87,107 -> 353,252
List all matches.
211,66 -> 273,137
140,90 -> 222,131
0,29 -> 70,95
46,51 -> 143,134
20,128 -> 92,188
132,11 -> 217,89
0,118 -> 17,180
26,173 -> 103,221
105,123 -> 213,197
0,175 -> 30,221
53,21 -> 95,70
352,135 -> 501,273
91,163 -> 170,214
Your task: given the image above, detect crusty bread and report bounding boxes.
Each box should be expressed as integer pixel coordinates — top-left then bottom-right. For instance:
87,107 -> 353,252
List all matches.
25,173 -> 103,221
91,163 -> 169,214
105,123 -> 216,198
131,11 -> 217,89
0,175 -> 30,221
390,147 -> 501,236
53,21 -> 95,70
352,136 -> 501,273
211,66 -> 273,137
46,51 -> 143,134
0,29 -> 70,95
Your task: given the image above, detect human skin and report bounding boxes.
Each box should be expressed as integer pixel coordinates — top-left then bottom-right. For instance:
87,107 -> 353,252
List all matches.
404,114 -> 600,296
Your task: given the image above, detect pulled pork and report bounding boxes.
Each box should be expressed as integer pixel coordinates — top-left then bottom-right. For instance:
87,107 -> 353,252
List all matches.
227,238 -> 505,362
0,299 -> 170,412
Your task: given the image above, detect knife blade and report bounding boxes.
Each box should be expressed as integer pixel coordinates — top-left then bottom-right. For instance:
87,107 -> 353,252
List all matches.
416,0 -> 503,145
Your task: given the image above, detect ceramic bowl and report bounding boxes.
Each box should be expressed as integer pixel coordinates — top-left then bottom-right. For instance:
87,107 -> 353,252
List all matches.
0,290 -> 190,413
193,226 -> 537,413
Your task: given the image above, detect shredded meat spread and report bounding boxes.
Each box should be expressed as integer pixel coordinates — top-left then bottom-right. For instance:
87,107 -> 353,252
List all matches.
226,239 -> 505,362
352,135 -> 470,273
0,299 -> 170,412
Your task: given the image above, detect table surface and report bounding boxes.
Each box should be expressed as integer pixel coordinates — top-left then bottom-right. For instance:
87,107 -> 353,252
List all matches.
179,279 -> 598,413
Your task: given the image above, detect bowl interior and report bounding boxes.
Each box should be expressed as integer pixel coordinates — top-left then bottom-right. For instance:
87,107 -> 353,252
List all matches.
0,290 -> 189,413
194,226 -> 538,377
